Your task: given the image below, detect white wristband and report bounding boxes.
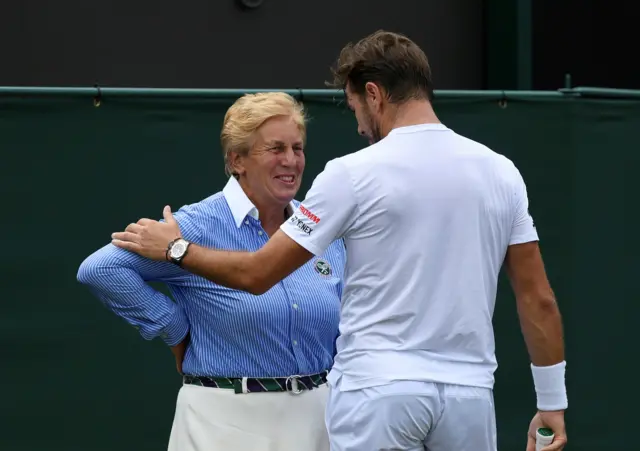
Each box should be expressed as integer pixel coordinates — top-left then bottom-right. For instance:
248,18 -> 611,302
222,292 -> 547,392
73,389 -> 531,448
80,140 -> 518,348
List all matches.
531,361 -> 568,411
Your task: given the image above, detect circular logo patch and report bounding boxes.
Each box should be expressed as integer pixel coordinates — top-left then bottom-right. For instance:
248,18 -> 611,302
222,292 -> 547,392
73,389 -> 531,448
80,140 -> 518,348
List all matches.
314,258 -> 332,277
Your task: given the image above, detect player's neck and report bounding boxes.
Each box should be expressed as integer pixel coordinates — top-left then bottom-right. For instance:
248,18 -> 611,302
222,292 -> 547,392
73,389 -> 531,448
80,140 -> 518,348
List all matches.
383,99 -> 440,136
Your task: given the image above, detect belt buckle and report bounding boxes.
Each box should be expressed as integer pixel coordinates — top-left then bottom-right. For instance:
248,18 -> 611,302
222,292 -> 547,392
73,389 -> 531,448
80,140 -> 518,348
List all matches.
285,375 -> 303,395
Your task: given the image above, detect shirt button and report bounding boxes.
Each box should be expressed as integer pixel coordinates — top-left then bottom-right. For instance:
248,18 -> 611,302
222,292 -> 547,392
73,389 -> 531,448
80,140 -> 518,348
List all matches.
293,340 -> 298,345
245,220 -> 249,225
292,303 -> 298,309
258,231 -> 263,236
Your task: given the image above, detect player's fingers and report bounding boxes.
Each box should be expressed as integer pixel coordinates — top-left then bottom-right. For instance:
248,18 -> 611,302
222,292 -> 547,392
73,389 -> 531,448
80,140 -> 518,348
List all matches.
137,218 -> 155,226
111,231 -> 139,243
111,239 -> 141,253
542,436 -> 567,451
163,205 -> 175,223
526,434 -> 536,451
125,223 -> 143,234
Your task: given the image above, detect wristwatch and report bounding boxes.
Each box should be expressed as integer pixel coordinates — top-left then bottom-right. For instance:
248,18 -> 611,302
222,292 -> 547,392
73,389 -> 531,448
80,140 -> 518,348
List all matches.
166,238 -> 191,266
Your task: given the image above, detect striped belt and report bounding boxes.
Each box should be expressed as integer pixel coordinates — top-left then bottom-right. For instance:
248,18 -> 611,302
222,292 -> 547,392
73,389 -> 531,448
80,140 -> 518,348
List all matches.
183,370 -> 329,395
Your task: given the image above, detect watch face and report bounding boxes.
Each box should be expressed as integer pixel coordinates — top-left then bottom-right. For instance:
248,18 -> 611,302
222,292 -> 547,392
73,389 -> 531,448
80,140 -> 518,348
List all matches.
170,241 -> 187,259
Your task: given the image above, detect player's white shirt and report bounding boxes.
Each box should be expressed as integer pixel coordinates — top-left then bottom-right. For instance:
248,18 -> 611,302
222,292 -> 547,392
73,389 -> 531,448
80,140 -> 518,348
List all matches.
280,123 -> 539,391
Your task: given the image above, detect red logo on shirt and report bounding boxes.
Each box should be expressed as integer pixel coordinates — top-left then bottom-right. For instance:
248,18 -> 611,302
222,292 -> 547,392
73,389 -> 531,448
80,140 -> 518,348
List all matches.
299,205 -> 320,224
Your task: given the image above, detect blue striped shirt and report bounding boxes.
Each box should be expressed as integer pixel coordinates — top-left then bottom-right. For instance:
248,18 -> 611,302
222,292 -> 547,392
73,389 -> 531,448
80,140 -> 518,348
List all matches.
77,177 -> 346,378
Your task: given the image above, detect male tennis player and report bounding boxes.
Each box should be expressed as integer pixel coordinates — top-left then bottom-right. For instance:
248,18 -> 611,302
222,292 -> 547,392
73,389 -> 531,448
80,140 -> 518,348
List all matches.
112,30 -> 568,451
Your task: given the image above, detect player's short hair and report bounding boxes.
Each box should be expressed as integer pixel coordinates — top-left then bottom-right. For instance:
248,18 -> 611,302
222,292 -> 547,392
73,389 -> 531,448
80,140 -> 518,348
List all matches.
328,30 -> 434,103
221,92 -> 307,178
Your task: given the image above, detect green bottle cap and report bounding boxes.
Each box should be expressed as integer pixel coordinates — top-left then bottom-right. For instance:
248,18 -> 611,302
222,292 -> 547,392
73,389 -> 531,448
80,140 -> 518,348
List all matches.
537,428 -> 554,437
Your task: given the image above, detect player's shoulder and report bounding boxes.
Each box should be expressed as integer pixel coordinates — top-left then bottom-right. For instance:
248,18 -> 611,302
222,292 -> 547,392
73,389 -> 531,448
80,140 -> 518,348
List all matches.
449,131 -> 498,157
482,147 -> 522,181
324,141 -> 385,175
453,132 -> 521,173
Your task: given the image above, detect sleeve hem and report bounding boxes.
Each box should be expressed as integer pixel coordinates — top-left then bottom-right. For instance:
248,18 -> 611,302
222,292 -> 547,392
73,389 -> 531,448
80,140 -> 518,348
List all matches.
279,223 -> 326,256
509,232 -> 540,246
161,306 -> 190,346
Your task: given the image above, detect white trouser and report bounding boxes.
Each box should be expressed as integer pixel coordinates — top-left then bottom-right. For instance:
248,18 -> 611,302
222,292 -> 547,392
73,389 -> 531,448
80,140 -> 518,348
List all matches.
326,374 -> 497,451
168,383 -> 330,451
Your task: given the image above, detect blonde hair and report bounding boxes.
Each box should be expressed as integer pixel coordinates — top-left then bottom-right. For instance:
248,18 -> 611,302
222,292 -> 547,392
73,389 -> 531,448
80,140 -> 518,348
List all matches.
221,92 -> 307,177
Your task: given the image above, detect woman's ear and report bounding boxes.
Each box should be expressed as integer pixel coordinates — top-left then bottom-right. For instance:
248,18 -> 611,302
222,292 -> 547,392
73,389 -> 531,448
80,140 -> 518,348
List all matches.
229,151 -> 246,177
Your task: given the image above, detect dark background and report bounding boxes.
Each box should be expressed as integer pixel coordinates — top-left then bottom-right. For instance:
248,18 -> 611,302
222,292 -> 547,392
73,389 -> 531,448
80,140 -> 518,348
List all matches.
532,0 -> 638,89
1,90 -> 639,451
0,0 -> 484,89
0,0 -> 637,91
1,1 -> 638,450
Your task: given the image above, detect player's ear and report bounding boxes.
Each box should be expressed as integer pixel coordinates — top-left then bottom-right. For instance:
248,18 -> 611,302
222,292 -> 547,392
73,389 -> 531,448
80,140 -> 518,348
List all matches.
364,81 -> 384,113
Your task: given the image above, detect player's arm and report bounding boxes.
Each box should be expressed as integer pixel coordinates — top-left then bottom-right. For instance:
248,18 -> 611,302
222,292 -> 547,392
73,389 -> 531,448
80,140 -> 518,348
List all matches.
112,159 -> 358,295
505,241 -> 565,367
506,240 -> 569,450
506,240 -> 568,413
181,159 -> 357,295
180,232 -> 312,295
505,165 -> 567,414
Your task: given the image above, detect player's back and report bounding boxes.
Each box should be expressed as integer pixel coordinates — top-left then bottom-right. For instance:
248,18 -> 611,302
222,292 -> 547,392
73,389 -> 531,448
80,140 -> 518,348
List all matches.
333,123 -> 524,391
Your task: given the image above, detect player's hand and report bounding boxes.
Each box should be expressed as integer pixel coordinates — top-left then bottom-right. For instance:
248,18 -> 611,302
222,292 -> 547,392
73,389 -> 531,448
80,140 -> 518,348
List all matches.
111,205 -> 181,261
526,410 -> 567,451
170,333 -> 190,374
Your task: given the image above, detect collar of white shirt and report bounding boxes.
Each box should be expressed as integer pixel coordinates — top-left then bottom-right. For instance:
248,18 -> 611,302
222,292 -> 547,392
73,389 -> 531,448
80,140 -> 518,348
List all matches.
388,123 -> 449,136
222,176 -> 295,228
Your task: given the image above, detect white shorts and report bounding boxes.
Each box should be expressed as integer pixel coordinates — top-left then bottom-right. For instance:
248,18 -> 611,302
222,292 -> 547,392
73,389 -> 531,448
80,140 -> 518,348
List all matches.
325,373 -> 497,451
168,383 -> 330,451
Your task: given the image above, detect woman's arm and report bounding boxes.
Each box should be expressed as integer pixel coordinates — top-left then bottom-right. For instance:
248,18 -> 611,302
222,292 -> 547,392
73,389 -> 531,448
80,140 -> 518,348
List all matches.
77,205 -> 203,346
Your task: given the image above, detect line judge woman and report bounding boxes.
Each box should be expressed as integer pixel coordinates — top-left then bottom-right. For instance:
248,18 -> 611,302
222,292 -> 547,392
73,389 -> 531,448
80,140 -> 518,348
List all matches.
77,92 -> 345,451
